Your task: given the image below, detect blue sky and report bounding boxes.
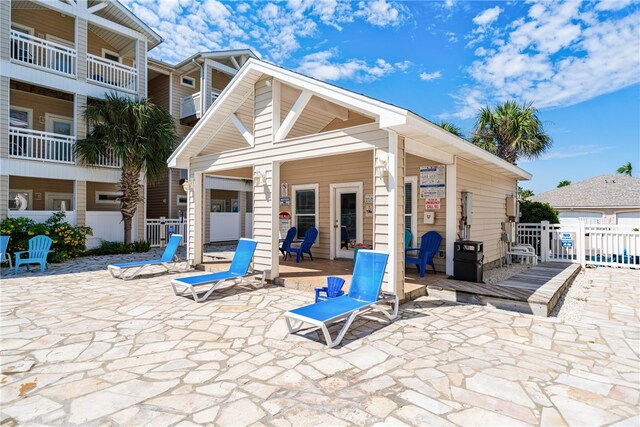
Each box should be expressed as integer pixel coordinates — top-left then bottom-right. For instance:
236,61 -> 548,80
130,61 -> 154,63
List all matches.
124,0 -> 640,194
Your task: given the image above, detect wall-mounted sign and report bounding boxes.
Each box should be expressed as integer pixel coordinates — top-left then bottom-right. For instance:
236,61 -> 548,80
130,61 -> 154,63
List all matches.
420,165 -> 446,198
364,193 -> 374,204
279,211 -> 292,239
561,232 -> 573,248
424,211 -> 435,224
425,198 -> 441,210
365,204 -> 373,217
280,197 -> 290,206
281,182 -> 289,197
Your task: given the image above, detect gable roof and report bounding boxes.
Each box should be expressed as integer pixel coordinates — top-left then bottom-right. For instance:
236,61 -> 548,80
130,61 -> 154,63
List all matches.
168,58 -> 531,180
530,174 -> 640,208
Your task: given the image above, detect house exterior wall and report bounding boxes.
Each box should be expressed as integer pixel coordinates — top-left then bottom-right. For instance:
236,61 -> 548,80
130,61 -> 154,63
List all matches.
86,181 -> 120,211
171,69 -> 200,138
556,207 -> 640,225
9,176 -> 74,210
148,74 -> 170,110
146,171 -> 169,218
11,9 -> 75,43
10,89 -> 74,132
87,30 -> 135,68
406,153 -> 447,272
279,151 -> 374,260
456,158 -> 517,266
75,180 -> 86,226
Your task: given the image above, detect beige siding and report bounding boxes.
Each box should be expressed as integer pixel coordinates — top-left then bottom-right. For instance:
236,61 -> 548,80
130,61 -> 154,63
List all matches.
137,39 -> 146,97
204,187 -> 211,242
1,1 -> 11,61
86,182 -> 120,211
9,176 -> 74,210
170,170 -> 188,218
87,30 -> 135,68
11,9 -> 75,45
171,69 -> 200,138
280,151 -> 374,260
321,111 -> 375,133
148,75 -> 170,110
395,137 -> 405,297
76,18 -> 87,82
456,158 -> 517,265
0,175 -> 8,220
76,95 -> 87,140
240,190 -> 247,237
212,70 -> 232,91
10,90 -> 74,133
75,180 -> 86,226
406,153 -> 447,272
146,171 -> 169,218
0,76 -> 8,159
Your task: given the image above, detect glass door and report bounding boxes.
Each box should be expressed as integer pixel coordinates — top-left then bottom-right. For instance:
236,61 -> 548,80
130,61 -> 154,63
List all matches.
333,184 -> 363,259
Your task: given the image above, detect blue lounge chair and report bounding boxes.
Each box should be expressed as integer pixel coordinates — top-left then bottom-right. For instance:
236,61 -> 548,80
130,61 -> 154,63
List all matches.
15,235 -> 53,274
287,227 -> 318,263
314,276 -> 345,303
1,235 -> 13,269
279,227 -> 297,261
171,238 -> 264,303
406,231 -> 442,277
285,250 -> 399,348
108,234 -> 186,280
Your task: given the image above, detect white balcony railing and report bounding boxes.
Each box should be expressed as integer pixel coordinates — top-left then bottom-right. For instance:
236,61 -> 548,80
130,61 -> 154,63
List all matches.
180,91 -> 221,119
10,30 -> 77,77
9,127 -> 76,164
87,53 -> 137,93
94,148 -> 122,168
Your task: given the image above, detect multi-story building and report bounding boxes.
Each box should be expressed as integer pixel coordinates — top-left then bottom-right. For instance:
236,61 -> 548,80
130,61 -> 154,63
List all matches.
0,0 -> 256,247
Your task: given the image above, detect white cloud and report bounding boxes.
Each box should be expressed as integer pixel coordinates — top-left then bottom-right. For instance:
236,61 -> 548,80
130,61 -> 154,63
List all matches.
297,50 -> 408,82
450,2 -> 640,118
595,0 -> 633,12
520,145 -> 612,162
355,0 -> 408,27
472,6 -> 502,26
419,71 -> 442,81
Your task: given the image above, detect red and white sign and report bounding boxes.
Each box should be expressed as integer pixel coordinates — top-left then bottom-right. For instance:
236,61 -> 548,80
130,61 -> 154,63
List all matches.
425,198 -> 441,209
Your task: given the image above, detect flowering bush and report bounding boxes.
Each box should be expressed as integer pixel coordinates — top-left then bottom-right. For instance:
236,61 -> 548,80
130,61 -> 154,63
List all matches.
0,212 -> 92,263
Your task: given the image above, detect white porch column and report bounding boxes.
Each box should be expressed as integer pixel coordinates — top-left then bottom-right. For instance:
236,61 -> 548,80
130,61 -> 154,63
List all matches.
445,158 -> 457,276
252,161 -> 280,280
374,132 -> 405,299
187,171 -> 204,266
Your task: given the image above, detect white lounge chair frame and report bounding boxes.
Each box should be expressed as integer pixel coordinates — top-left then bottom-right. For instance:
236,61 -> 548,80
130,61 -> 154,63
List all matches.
108,235 -> 187,280
507,244 -> 538,265
171,269 -> 265,303
285,292 -> 399,348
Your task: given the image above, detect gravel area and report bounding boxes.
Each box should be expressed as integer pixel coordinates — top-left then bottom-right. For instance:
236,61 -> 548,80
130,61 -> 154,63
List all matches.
482,262 -> 532,285
550,267 -> 589,320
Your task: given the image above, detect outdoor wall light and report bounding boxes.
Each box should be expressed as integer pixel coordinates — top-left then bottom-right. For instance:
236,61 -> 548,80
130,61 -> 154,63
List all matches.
254,169 -> 267,186
375,157 -> 389,178
181,179 -> 192,192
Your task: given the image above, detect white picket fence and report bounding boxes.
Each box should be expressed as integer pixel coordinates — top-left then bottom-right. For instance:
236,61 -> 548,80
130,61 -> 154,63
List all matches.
146,218 -> 188,247
516,221 -> 640,268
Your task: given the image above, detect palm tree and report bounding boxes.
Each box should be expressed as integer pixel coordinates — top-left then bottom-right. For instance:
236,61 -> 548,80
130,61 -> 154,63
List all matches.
438,121 -> 464,138
473,100 -> 552,164
76,94 -> 177,244
517,186 -> 534,200
617,162 -> 632,176
557,180 -> 571,188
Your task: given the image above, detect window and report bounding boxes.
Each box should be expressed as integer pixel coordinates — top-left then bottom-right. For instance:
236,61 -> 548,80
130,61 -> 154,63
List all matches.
45,192 -> 73,211
405,176 -> 417,246
176,195 -> 187,206
292,184 -> 318,240
10,106 -> 32,128
181,76 -> 195,88
9,190 -> 32,210
95,191 -> 121,204
101,49 -> 120,63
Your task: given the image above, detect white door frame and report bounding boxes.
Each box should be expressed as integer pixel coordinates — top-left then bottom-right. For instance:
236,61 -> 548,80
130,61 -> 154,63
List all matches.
330,182 -> 363,260
406,175 -> 418,247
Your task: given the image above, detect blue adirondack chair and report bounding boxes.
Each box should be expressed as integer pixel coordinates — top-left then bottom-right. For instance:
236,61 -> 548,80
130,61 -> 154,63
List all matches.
1,235 -> 12,268
279,227 -> 297,261
315,276 -> 346,302
404,229 -> 413,249
287,227 -> 318,263
405,231 -> 442,277
14,235 -> 53,274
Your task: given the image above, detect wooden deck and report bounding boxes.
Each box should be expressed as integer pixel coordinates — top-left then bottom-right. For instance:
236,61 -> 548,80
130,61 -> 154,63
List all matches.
428,263 -> 581,316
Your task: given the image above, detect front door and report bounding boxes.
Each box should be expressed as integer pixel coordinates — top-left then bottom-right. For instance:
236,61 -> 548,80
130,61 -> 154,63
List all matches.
331,183 -> 363,259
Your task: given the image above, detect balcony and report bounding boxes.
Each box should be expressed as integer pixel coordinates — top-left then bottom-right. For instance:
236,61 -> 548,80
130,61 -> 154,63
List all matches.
10,30 -> 77,77
9,127 -> 76,164
9,127 -> 122,168
87,54 -> 138,93
180,91 -> 220,124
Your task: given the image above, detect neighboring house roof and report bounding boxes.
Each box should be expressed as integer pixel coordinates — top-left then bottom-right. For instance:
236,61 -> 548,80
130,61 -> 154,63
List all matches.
168,58 -> 532,180
530,174 -> 640,208
148,50 -> 258,74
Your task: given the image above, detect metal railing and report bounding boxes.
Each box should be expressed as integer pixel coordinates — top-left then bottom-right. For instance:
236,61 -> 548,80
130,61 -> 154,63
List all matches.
10,30 -> 76,77
180,92 -> 201,119
516,221 -> 639,269
9,127 -> 76,164
87,53 -> 137,93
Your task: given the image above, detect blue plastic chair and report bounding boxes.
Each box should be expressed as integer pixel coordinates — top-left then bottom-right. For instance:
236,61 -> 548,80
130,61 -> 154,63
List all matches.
108,234 -> 185,280
14,235 -> 53,274
1,235 -> 12,269
405,231 -> 442,277
279,227 -> 297,261
315,276 -> 345,302
171,238 -> 265,303
285,250 -> 399,348
404,229 -> 413,249
287,227 -> 318,263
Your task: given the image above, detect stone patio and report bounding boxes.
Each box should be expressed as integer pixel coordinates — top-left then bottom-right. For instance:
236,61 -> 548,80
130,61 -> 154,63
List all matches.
1,254 -> 639,426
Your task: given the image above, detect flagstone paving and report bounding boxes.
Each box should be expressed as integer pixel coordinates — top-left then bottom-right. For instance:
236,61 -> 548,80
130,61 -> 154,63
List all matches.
0,258 -> 638,426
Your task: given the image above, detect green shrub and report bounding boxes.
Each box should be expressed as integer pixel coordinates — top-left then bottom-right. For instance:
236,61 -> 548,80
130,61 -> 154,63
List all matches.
519,200 -> 559,223
90,240 -> 131,255
130,240 -> 151,253
0,212 -> 92,263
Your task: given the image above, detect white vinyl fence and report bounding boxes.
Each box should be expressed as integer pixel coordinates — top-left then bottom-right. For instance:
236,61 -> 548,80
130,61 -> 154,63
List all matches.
245,213 -> 253,239
146,218 -> 188,247
517,221 -> 640,268
210,212 -> 241,242
8,210 -> 76,225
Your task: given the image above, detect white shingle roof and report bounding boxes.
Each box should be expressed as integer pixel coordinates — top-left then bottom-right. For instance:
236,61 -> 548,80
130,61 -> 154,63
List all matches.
530,174 -> 640,208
